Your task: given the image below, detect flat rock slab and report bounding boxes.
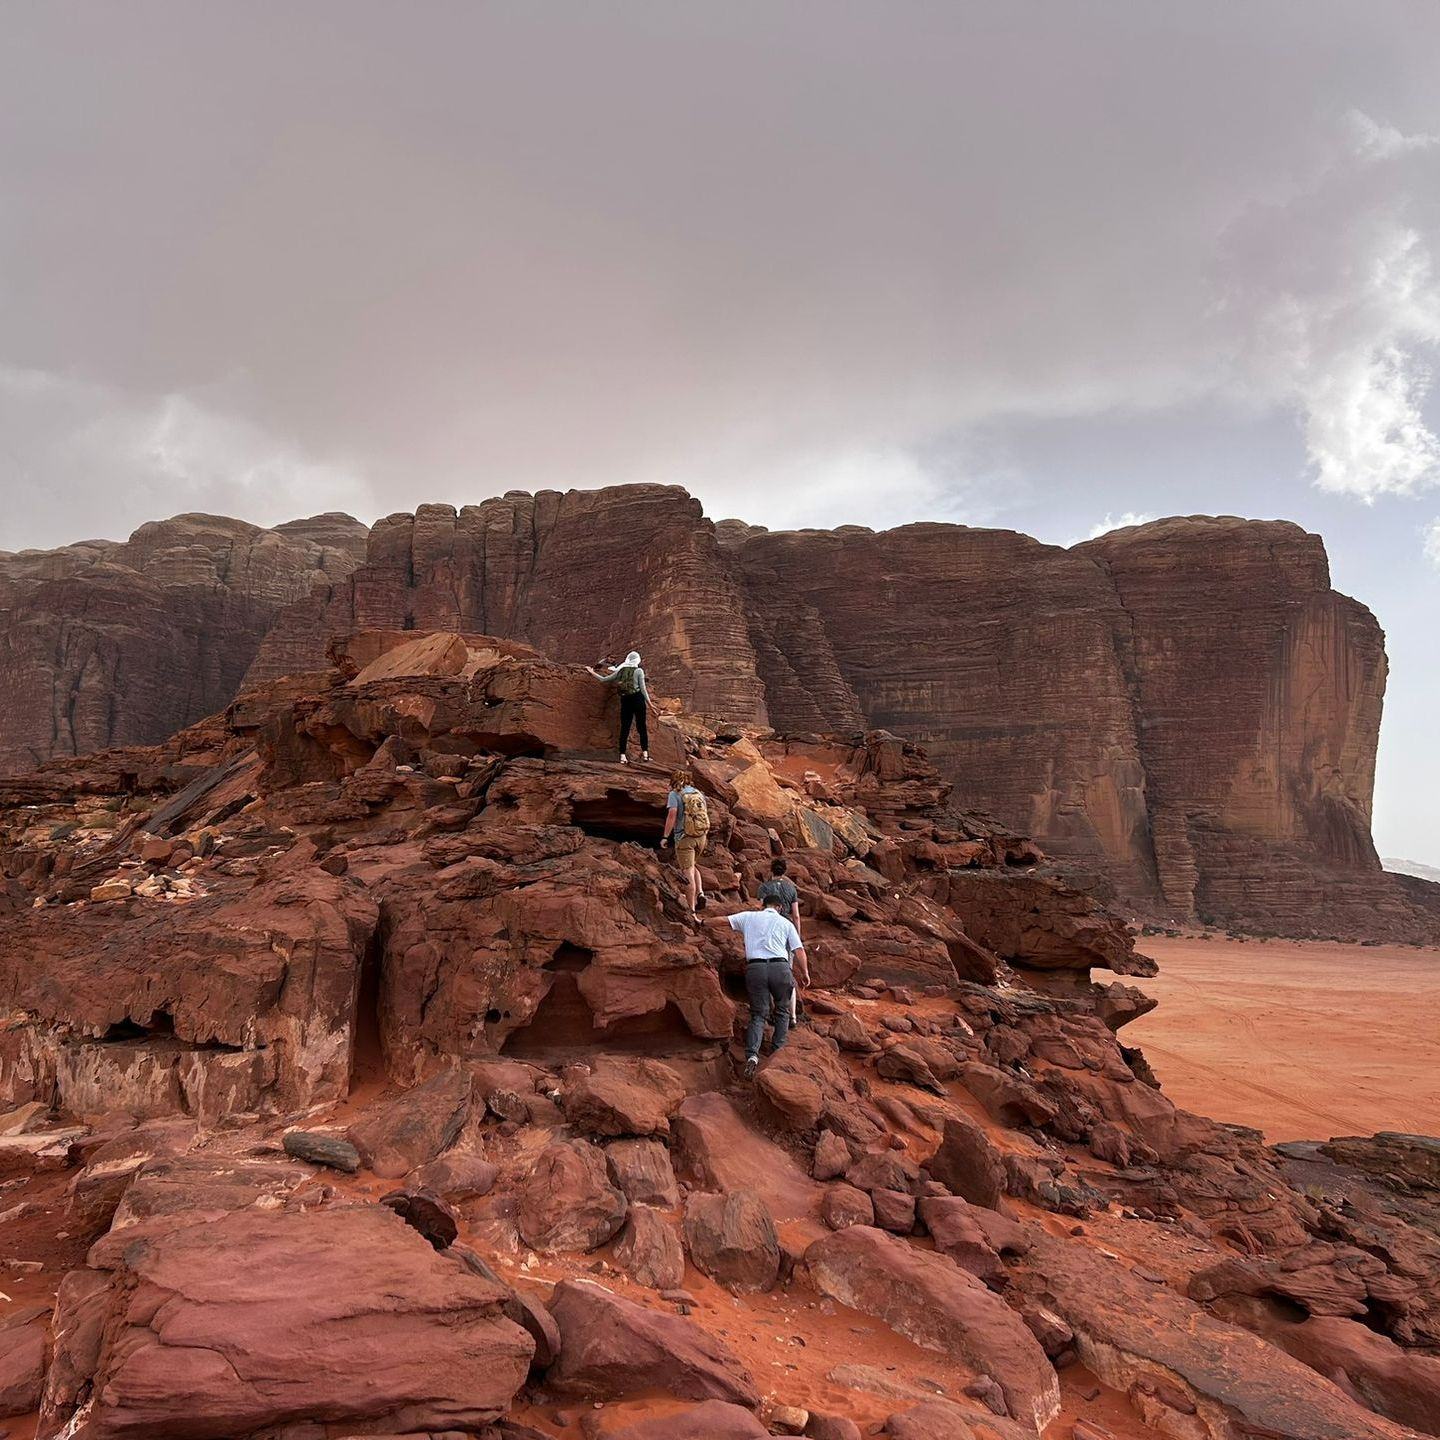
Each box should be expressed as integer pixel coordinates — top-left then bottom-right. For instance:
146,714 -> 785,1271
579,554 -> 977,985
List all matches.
40,1205 -> 532,1439
672,1093 -> 822,1222
1024,1231 -> 1420,1440
546,1278 -> 760,1408
803,1226 -> 1059,1434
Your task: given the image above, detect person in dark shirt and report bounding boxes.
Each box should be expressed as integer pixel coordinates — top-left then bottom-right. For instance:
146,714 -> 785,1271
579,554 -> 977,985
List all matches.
757,858 -> 800,935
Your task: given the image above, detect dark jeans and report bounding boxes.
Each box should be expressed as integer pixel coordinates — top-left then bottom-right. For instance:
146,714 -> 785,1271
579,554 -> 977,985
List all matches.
744,960 -> 795,1058
619,694 -> 648,753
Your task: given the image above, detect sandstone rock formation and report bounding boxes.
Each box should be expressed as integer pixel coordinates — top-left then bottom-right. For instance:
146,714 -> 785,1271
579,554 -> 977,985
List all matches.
0,630 -> 1436,1439
0,512 -> 365,772
5,488 -> 1433,940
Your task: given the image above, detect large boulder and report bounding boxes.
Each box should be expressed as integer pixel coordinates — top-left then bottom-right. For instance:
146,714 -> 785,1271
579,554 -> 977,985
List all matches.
562,1058 -> 688,1137
516,1139 -> 628,1252
546,1279 -> 761,1407
347,1067 -> 472,1178
38,1206 -> 532,1438
683,1190 -> 781,1293
801,1227 -> 1059,1433
672,1093 -> 822,1222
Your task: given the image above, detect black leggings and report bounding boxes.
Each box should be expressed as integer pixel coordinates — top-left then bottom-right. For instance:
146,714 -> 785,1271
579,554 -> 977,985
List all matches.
619,694 -> 648,753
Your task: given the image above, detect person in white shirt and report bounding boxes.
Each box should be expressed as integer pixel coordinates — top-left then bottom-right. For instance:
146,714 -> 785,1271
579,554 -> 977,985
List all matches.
707,895 -> 810,1078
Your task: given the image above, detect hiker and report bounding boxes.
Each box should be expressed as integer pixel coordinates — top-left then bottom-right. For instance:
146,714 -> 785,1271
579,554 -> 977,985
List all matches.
706,894 -> 809,1078
757,857 -> 803,1027
587,650 -> 650,763
661,768 -> 708,915
757,857 -> 801,935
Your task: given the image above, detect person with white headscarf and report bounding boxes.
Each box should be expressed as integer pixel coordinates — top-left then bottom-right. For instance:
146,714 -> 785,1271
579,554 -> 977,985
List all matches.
587,649 -> 652,763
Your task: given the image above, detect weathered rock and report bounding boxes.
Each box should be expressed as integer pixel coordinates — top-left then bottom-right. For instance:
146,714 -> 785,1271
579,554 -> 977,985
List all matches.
682,1189 -> 781,1293
918,1196 -> 1006,1285
870,1186 -> 917,1234
562,1057 -> 687,1137
605,1400 -> 769,1439
615,1204 -> 686,1290
516,1139 -> 627,1253
672,1094 -> 822,1222
605,1138 -> 681,1208
822,1184 -> 875,1231
885,1398 -> 1032,1440
283,1129 -> 361,1173
408,1149 -> 499,1200
923,1117 -> 1008,1211
347,1068 -> 472,1178
64,1117 -> 198,1239
0,1318 -> 45,1417
546,1278 -> 760,1407
38,1206 -> 532,1438
1021,1230 -> 1419,1440
802,1226 -> 1059,1432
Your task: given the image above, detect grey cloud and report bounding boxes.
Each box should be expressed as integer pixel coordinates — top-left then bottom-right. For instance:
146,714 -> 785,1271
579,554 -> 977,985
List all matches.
3,2 -> 1440,547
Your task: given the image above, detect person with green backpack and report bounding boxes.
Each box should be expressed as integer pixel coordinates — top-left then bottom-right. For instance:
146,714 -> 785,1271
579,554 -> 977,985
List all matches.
587,649 -> 651,763
660,767 -> 709,917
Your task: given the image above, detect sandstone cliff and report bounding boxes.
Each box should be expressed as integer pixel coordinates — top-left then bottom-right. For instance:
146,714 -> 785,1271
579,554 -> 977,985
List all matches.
2,488 -> 1431,940
0,513 -> 367,772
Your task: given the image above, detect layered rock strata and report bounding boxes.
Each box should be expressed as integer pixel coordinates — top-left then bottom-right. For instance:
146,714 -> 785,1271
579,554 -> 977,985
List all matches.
0,512 -> 366,772
4,488 -> 1433,941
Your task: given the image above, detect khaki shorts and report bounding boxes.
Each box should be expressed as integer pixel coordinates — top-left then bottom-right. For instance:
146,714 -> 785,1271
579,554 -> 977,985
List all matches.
675,833 -> 708,867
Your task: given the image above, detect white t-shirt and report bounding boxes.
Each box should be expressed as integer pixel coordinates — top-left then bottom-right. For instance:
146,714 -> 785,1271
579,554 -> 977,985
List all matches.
728,908 -> 803,961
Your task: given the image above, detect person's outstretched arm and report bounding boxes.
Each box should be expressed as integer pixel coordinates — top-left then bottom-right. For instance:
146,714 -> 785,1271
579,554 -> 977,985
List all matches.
791,942 -> 811,987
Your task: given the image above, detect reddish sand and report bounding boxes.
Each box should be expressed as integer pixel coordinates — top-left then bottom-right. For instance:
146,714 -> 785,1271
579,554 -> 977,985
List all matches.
1127,936 -> 1440,1143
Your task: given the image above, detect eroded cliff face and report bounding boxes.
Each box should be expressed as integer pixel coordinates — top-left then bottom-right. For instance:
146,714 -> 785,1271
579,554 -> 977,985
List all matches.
721,522 -> 1157,899
0,513 -> 366,772
1076,517 -> 1390,930
1,488 -> 1425,938
246,486 -> 767,725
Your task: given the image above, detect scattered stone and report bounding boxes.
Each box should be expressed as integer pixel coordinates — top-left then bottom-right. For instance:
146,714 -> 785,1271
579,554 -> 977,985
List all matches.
517,1140 -> 628,1253
683,1189 -> 781,1293
606,1138 -> 681,1208
283,1129 -> 360,1173
615,1205 -> 686,1290
546,1279 -> 760,1407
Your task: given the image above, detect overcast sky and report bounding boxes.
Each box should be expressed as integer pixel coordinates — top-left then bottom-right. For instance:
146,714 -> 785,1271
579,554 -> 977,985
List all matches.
2,2 -> 1438,861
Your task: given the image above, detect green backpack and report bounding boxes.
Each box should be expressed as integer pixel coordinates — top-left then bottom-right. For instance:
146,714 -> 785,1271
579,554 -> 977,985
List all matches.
616,665 -> 642,696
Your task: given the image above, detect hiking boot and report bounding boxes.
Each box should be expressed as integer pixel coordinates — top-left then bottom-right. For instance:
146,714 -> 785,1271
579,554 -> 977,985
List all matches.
642,750 -> 650,762
743,1055 -> 759,1080
695,892 -> 708,912
619,754 -> 629,764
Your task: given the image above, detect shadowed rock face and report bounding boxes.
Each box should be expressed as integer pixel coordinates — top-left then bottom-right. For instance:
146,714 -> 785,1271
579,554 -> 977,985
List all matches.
3,488 -> 1430,938
0,512 -> 367,772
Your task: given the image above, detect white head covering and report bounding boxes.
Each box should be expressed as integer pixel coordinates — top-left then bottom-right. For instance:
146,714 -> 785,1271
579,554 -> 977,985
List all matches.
623,650 -> 641,667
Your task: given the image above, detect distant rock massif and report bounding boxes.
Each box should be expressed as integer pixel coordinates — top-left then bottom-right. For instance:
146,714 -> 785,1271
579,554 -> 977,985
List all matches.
3,484 -> 1435,940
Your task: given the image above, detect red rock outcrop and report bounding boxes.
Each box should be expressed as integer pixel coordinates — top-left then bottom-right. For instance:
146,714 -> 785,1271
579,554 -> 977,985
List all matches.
7,488 -> 1429,939
0,512 -> 366,772
247,486 -> 767,724
0,630 -> 1436,1440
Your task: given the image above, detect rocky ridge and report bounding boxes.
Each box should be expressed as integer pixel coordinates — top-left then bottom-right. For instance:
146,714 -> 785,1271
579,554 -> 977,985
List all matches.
6,486 -> 1431,941
0,631 -> 1436,1439
0,511 -> 367,774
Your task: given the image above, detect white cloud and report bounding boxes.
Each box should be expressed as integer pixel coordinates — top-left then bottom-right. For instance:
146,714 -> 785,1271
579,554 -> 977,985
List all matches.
1085,511 -> 1156,541
1220,112 -> 1440,503
1,367 -> 370,548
